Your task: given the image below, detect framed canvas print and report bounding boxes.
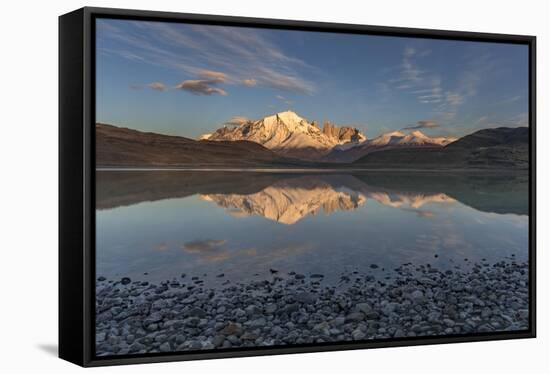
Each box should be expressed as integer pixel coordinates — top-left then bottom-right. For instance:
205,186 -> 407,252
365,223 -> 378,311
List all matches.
59,7 -> 536,367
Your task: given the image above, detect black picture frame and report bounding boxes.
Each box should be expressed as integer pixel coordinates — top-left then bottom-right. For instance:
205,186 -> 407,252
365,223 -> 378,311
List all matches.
59,6 -> 536,367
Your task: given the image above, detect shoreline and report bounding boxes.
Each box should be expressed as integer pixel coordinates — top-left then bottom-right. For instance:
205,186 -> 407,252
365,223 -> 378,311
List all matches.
95,259 -> 529,356
96,167 -> 528,174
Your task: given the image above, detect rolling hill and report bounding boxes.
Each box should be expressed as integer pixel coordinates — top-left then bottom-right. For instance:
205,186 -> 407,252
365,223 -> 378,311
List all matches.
96,123 -> 309,168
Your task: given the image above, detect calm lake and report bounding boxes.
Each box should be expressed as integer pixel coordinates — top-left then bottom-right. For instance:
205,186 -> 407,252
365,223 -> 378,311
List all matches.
95,171 -> 528,287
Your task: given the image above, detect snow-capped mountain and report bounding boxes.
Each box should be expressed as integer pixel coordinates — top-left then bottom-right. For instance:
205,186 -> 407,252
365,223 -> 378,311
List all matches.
326,129 -> 457,162
201,111 -> 457,162
201,111 -> 366,160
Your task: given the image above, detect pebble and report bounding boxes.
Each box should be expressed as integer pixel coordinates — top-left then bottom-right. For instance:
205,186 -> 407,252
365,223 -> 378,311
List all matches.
95,260 -> 529,356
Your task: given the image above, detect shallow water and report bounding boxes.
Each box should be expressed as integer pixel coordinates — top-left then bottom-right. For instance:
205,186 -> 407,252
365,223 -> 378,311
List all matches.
95,171 -> 529,286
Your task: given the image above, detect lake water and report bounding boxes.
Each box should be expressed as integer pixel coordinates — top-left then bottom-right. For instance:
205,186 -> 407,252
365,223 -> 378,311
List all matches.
95,171 -> 529,287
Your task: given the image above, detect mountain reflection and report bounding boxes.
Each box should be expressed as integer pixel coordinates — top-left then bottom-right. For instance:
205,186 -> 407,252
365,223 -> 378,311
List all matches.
96,171 -> 528,219
200,178 -> 367,224
199,176 -> 456,224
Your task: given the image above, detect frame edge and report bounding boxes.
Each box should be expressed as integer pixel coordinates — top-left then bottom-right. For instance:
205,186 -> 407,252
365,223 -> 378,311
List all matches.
59,8 -> 87,367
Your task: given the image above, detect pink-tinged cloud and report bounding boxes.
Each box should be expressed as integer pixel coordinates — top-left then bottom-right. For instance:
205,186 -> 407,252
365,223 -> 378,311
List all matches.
242,78 -> 257,86
147,82 -> 167,91
224,116 -> 250,126
198,70 -> 228,83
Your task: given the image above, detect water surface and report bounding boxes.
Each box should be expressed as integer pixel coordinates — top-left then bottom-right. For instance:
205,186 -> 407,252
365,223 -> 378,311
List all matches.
96,171 -> 528,286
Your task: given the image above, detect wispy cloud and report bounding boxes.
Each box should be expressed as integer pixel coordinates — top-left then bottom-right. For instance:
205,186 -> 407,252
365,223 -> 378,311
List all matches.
403,120 -> 439,130
97,19 -> 316,94
475,115 -> 489,125
498,95 -> 522,105
434,53 -> 494,120
387,47 -> 444,105
130,81 -> 168,91
275,94 -> 293,105
197,70 -> 228,83
383,47 -> 494,122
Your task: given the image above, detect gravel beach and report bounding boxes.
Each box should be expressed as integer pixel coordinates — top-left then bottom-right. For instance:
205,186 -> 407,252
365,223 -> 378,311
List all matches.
95,259 -> 529,356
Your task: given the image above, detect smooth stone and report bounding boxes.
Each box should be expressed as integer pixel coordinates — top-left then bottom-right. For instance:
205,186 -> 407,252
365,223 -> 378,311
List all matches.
295,291 -> 317,304
245,305 -> 262,315
159,342 -> 171,352
346,312 -> 365,322
352,329 -> 366,340
212,335 -> 225,347
355,303 -> 373,315
443,318 -> 456,327
248,317 -> 267,328
188,307 -> 206,318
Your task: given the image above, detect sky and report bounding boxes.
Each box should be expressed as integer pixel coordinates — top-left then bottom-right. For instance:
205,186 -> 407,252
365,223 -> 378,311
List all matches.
96,18 -> 529,139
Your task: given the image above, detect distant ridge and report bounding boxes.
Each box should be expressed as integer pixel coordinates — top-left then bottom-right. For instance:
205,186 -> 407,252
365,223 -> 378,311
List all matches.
353,127 -> 528,169
325,129 -> 457,162
96,121 -> 528,170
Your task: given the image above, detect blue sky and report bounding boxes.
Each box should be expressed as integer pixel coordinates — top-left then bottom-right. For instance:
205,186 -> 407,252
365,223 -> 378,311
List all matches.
96,18 -> 529,139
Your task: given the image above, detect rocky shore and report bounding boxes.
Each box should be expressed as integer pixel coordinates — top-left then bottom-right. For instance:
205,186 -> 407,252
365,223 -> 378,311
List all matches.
95,260 -> 529,356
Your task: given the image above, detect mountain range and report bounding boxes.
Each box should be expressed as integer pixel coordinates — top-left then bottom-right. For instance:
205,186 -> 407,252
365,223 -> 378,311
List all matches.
96,110 -> 529,169
201,111 -> 456,161
326,129 -> 457,162
201,111 -> 368,160
354,127 -> 528,169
